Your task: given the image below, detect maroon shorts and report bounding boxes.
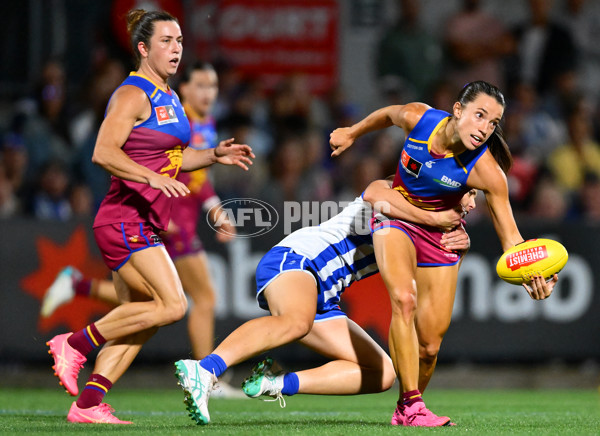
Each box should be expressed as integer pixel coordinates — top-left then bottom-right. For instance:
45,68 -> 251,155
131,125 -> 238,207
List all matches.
93,222 -> 164,271
370,215 -> 462,267
162,228 -> 204,260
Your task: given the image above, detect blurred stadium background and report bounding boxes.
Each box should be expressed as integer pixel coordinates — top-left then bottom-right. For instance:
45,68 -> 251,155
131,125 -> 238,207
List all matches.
0,0 -> 599,391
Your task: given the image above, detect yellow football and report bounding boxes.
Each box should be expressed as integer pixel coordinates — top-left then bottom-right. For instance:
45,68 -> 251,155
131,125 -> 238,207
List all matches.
496,238 -> 568,285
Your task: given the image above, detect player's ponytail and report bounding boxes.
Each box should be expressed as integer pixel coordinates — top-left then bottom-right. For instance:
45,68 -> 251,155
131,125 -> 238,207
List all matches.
457,81 -> 513,173
126,9 -> 178,69
486,123 -> 512,174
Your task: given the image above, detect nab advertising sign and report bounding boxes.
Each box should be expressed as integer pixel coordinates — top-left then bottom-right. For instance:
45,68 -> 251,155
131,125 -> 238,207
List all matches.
0,219 -> 598,364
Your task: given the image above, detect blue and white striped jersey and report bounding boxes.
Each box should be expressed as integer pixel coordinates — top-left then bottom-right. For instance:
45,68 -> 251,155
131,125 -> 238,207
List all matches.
275,196 -> 379,306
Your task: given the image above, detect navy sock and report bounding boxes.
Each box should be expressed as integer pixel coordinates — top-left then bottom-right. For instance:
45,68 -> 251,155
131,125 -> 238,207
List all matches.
199,354 -> 227,378
281,372 -> 299,396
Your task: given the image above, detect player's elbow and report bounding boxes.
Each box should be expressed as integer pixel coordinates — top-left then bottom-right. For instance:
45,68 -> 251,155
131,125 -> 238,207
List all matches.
91,148 -> 109,168
363,180 -> 393,212
362,181 -> 381,205
362,185 -> 375,205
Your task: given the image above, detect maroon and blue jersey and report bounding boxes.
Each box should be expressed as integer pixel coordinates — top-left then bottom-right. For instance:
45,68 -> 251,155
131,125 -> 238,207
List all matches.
167,104 -> 219,240
94,72 -> 191,231
392,108 -> 487,211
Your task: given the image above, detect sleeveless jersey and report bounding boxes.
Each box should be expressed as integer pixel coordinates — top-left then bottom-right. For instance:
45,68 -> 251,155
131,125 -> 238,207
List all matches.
392,108 -> 488,210
276,196 -> 378,310
169,106 -> 219,237
94,73 -> 191,231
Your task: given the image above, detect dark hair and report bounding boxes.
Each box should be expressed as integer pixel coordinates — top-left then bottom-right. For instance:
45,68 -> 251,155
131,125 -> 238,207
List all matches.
126,9 -> 178,69
180,61 -> 215,84
457,81 -> 513,173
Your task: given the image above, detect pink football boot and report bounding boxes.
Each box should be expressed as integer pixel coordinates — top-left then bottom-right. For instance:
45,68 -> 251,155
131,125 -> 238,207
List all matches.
47,333 -> 86,396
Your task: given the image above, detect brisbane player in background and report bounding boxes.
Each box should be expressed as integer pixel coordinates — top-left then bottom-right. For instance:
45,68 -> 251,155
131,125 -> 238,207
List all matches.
44,9 -> 253,424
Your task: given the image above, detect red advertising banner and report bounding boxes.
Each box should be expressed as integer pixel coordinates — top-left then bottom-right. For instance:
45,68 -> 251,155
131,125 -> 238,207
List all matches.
190,0 -> 339,94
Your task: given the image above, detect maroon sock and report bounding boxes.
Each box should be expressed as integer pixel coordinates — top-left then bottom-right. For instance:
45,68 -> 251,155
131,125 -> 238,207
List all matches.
66,323 -> 106,356
76,373 -> 112,409
402,389 -> 424,407
74,278 -> 92,297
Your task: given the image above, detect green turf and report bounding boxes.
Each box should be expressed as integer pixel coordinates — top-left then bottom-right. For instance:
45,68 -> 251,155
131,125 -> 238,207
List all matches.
0,388 -> 598,435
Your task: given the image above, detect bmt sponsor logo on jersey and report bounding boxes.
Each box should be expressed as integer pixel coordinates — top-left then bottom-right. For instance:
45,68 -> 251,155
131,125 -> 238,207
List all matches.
155,105 -> 178,125
401,149 -> 422,177
435,175 -> 462,188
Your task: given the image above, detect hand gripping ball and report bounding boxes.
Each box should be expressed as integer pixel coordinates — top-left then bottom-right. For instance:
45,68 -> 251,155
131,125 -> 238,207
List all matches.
496,238 -> 568,285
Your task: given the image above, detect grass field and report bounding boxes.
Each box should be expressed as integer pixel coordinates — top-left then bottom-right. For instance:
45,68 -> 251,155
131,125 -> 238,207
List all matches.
1,387 -> 599,435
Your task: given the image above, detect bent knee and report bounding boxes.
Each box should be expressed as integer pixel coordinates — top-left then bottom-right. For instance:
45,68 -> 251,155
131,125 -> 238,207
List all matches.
419,341 -> 441,362
159,297 -> 188,325
171,298 -> 188,322
388,287 -> 417,315
363,357 -> 396,393
279,316 -> 313,341
290,319 -> 313,339
381,361 -> 396,391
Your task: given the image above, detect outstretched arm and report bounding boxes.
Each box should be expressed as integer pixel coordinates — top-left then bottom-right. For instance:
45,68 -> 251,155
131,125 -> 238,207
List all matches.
468,152 -> 523,250
468,151 -> 557,299
329,102 -> 429,157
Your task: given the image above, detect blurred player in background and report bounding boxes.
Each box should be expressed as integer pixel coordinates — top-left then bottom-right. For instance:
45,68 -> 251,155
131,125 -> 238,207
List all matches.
330,80 -> 558,426
44,9 -> 253,424
41,62 -> 243,397
173,181 -> 473,426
